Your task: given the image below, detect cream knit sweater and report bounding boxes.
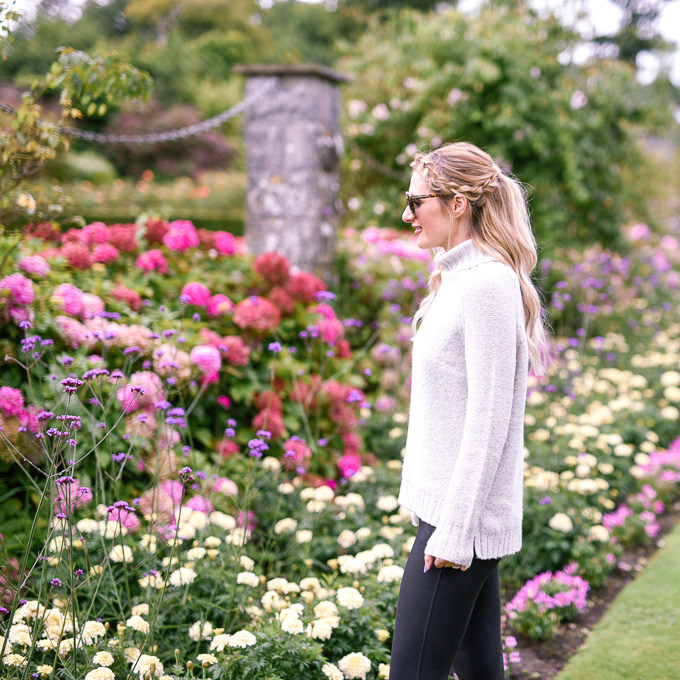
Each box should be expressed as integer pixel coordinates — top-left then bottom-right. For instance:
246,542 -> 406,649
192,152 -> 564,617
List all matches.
397,238 -> 529,569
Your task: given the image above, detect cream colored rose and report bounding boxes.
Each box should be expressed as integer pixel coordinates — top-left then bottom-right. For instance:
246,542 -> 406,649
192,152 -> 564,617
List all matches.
548,512 -> 573,532
336,587 -> 364,609
338,652 -> 372,679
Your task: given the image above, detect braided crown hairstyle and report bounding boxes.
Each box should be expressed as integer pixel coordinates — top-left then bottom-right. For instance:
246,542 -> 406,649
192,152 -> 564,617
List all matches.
410,141 -> 552,378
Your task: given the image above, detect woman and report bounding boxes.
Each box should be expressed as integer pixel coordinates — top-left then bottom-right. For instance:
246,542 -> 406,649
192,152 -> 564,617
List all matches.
390,142 -> 551,680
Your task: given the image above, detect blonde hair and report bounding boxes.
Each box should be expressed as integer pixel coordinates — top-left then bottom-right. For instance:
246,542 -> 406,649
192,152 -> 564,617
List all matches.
410,141 -> 552,377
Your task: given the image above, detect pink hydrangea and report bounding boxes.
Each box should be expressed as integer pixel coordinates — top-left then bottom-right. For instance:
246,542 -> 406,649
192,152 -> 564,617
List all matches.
81,221 -> 111,245
108,506 -> 140,532
54,480 -> 93,515
159,480 -> 184,505
80,293 -> 105,320
233,296 -> 281,333
282,438 -> 312,472
312,303 -> 344,345
0,387 -> 25,418
52,284 -> 84,316
163,219 -> 199,251
219,336 -> 250,366
116,371 -> 165,413
0,273 -> 35,306
253,252 -> 291,285
190,345 -> 222,374
184,496 -> 214,514
181,282 -> 211,306
18,255 -> 50,277
92,243 -> 120,264
136,249 -> 169,274
214,231 -> 236,255
207,294 -> 233,317
55,315 -> 92,349
212,477 -> 238,496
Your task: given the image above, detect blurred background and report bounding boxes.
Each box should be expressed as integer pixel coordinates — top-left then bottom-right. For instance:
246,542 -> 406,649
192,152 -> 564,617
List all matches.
2,0 -> 679,253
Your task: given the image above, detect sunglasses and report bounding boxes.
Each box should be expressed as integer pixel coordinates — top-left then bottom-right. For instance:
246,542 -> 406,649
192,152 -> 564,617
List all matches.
405,191 -> 453,215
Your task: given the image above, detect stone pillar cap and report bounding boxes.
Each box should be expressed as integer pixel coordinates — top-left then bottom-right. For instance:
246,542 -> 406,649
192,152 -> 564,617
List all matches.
233,62 -> 352,84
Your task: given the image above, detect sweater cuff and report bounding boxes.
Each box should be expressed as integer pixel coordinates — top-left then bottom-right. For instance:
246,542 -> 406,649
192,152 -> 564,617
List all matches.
424,526 -> 475,569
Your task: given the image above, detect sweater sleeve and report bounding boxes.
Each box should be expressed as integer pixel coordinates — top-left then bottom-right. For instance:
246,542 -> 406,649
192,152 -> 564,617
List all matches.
424,267 -> 518,568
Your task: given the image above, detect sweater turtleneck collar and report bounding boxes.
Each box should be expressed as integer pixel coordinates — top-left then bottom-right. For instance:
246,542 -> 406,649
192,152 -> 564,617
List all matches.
433,238 -> 497,273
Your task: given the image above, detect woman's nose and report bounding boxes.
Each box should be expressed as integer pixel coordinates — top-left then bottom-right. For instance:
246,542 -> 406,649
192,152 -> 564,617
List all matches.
402,206 -> 413,223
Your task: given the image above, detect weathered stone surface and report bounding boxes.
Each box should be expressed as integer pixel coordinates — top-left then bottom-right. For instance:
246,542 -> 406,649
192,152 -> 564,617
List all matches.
235,64 -> 349,282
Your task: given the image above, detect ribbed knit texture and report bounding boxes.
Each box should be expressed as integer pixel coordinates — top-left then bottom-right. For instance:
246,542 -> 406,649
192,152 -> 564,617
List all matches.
397,238 -> 529,569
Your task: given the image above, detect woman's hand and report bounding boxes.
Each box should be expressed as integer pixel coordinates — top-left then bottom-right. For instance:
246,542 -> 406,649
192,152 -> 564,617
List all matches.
424,553 -> 468,572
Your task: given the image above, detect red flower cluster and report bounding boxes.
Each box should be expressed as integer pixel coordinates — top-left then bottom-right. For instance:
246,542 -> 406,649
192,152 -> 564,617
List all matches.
233,296 -> 281,333
61,242 -> 93,271
285,270 -> 326,304
253,251 -> 291,286
268,286 -> 295,315
144,218 -> 170,245
112,283 -> 142,312
108,224 -> 139,252
25,221 -> 60,242
199,329 -> 251,366
252,389 -> 285,439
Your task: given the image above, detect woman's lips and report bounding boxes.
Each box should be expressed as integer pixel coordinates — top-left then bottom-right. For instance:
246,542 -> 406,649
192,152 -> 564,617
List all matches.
414,227 -> 422,235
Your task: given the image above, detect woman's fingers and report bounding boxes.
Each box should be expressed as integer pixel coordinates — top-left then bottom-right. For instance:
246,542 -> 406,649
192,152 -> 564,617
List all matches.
425,553 -> 469,571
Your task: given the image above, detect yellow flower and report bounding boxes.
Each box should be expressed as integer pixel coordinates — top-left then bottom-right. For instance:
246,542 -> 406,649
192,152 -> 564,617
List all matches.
93,651 -> 115,667
338,652 -> 372,679
375,629 -> 390,643
126,615 -> 150,634
197,653 -> 218,667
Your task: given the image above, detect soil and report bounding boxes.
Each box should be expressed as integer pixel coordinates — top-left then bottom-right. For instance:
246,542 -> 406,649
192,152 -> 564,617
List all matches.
504,500 -> 680,680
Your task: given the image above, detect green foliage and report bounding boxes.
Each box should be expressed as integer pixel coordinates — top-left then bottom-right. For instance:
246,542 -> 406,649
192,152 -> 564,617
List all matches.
338,3 -> 675,251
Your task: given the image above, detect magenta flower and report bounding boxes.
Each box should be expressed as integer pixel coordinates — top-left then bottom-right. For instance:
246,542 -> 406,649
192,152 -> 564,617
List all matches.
159,480 -> 184,505
207,294 -> 233,317
136,249 -> 169,274
0,273 -> 35,306
92,243 -> 120,264
52,283 -> 84,316
18,255 -> 51,277
214,231 -> 236,255
338,452 -> 362,479
80,293 -> 105,320
163,219 -> 199,251
181,282 -> 211,306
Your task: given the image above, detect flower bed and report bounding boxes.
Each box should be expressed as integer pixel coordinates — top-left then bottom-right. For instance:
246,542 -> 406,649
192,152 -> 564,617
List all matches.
0,217 -> 679,678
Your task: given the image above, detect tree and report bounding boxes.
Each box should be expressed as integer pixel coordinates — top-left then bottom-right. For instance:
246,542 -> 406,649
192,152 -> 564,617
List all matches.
337,3 -> 676,251
592,0 -> 674,64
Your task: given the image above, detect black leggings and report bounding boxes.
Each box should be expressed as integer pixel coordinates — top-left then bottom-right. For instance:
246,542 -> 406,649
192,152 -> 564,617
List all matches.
389,520 -> 504,680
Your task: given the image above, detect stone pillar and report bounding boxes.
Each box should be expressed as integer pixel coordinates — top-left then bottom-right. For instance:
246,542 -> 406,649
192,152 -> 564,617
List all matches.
232,63 -> 351,282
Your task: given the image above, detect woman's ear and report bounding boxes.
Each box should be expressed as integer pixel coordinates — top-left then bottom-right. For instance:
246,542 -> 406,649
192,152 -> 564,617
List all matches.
452,194 -> 468,217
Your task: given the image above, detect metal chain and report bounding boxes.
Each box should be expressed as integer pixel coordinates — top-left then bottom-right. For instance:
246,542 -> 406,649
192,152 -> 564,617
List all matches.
0,78 -> 280,145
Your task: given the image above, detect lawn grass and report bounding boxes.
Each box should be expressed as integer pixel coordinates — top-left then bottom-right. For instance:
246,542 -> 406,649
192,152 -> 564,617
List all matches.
555,519 -> 680,680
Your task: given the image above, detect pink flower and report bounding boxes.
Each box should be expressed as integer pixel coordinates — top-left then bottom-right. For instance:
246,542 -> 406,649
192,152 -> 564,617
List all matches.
312,303 -> 344,345
136,249 -> 169,274
163,219 -> 199,251
214,231 -> 236,255
0,387 -> 25,418
52,284 -> 84,316
284,271 -> 325,304
108,507 -> 140,532
207,294 -> 233,317
625,222 -> 651,241
81,221 -> 111,245
338,453 -> 362,478
112,284 -> 142,312
282,438 -> 312,471
253,252 -> 291,285
233,296 -> 281,333
54,481 -> 93,515
190,345 -> 222,374
80,293 -> 105,320
184,496 -> 213,514
116,371 -> 165,413
159,480 -> 184,505
181,282 -> 211,306
212,477 -> 238,496
62,242 -> 93,270
18,255 -> 50,276
217,395 -> 231,409
0,273 -> 35,306
237,510 -> 256,531
92,243 -> 120,264
220,336 -> 250,366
